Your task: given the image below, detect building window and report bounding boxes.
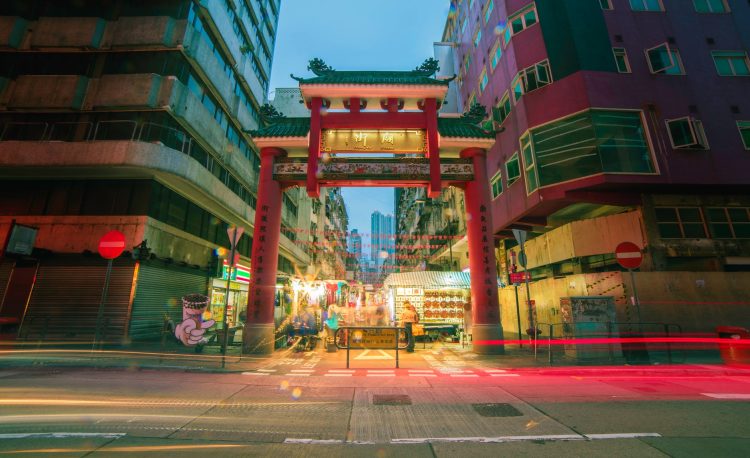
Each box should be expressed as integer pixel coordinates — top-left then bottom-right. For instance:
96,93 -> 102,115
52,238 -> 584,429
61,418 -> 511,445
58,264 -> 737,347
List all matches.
473,27 -> 482,47
483,0 -> 494,23
490,171 -> 503,199
520,134 -> 538,193
463,54 -> 472,74
646,43 -> 685,75
478,67 -> 489,93
739,121 -> 750,150
693,0 -> 729,13
511,60 -> 552,102
712,51 -> 750,76
505,153 -> 521,185
706,208 -> 750,238
655,207 -> 707,238
493,92 -> 512,126
504,3 -> 538,46
461,17 -> 468,35
629,0 -> 664,12
666,117 -> 709,150
490,40 -> 502,70
600,0 -> 613,9
613,47 -> 631,73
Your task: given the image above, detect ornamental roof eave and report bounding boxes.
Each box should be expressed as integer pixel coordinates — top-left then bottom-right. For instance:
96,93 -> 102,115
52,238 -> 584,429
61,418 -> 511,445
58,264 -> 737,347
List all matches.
299,84 -> 449,100
438,136 -> 496,149
251,134 -> 310,149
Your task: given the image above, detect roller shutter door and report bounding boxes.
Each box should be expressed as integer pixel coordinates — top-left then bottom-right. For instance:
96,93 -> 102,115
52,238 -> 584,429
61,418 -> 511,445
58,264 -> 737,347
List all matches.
129,263 -> 208,341
21,260 -> 136,342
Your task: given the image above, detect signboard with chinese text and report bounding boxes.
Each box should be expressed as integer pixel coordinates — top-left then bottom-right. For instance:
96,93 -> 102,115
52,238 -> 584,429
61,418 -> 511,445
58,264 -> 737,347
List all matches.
345,328 -> 407,350
322,129 -> 427,154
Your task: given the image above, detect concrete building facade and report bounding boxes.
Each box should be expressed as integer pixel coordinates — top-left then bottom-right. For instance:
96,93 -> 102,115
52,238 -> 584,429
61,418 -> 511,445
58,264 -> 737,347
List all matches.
0,0 -> 309,344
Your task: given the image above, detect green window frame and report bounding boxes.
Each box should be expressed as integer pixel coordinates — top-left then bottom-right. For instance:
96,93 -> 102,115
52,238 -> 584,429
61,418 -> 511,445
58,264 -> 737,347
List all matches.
599,0 -> 613,9
693,0 -> 728,13
613,47 -> 631,73
505,153 -> 521,185
490,171 -> 503,199
712,51 -> 750,76
473,27 -> 482,47
511,60 -> 552,102
520,134 -> 538,193
483,0 -> 494,23
504,3 -> 538,46
655,207 -> 707,239
630,0 -> 664,11
646,43 -> 685,75
739,121 -> 750,150
478,67 -> 489,93
493,91 -> 512,126
706,207 -> 750,238
666,117 -> 709,150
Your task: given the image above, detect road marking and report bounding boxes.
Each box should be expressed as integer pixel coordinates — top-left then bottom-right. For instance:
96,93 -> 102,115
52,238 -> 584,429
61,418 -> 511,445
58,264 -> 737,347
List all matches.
367,369 -> 395,373
257,369 -> 277,373
702,393 -> 750,399
484,369 -> 508,373
0,433 -> 127,439
392,434 -> 584,444
241,372 -> 268,376
366,374 -> 395,377
490,373 -> 520,377
284,438 -> 343,444
409,374 -> 436,377
355,350 -> 393,360
408,369 -> 435,373
585,433 -> 662,440
329,369 -> 355,373
290,369 -> 314,373
324,373 -> 353,377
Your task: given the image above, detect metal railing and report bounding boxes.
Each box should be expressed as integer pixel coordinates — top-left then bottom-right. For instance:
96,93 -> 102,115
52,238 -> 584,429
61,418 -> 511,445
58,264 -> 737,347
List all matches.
534,321 -> 683,365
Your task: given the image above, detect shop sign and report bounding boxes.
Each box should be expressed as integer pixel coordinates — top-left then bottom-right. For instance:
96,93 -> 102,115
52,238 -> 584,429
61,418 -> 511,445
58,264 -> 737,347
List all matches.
322,129 -> 427,154
222,261 -> 251,284
348,328 -> 400,349
509,272 -> 530,284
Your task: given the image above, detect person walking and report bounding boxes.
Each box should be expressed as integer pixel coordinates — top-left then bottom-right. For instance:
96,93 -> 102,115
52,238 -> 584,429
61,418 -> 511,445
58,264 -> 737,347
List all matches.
400,301 -> 419,352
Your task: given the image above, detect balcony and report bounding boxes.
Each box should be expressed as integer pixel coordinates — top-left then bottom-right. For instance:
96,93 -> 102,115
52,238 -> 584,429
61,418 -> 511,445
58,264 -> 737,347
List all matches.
110,16 -> 186,48
0,16 -> 27,48
8,75 -> 89,110
92,73 -> 174,109
30,17 -> 106,49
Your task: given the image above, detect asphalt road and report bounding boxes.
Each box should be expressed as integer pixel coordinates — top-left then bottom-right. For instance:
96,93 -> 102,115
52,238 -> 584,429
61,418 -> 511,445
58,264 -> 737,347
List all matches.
1,346 -> 749,457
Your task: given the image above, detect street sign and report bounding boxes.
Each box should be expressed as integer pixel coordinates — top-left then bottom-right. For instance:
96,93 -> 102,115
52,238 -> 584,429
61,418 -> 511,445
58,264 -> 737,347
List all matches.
227,226 -> 244,250
615,241 -> 643,269
512,229 -> 528,246
98,230 -> 126,259
509,272 -> 530,284
518,250 -> 528,268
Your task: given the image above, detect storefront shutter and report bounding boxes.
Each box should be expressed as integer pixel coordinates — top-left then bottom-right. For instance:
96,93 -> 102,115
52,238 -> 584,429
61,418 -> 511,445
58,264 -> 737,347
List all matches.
20,258 -> 136,343
129,263 -> 208,341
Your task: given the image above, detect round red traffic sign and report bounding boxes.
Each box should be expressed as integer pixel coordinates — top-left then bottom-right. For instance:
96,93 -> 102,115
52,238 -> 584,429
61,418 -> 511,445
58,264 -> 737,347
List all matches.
615,241 -> 642,269
98,230 -> 126,259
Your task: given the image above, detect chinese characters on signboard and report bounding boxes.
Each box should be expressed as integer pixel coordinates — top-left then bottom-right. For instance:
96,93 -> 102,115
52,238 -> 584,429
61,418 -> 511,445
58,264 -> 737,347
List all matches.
322,129 -> 427,153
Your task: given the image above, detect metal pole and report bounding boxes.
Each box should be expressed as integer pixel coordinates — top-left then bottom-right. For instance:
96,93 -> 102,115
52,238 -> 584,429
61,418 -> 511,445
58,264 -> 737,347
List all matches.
448,222 -> 454,270
514,284 -> 522,348
524,271 -> 534,339
92,258 -> 113,351
629,269 -> 642,327
395,326 -> 399,369
346,330 -> 350,369
221,229 -> 239,369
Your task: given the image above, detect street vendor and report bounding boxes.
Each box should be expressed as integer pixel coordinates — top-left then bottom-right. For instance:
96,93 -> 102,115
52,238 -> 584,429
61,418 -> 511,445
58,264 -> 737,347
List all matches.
399,301 -> 419,352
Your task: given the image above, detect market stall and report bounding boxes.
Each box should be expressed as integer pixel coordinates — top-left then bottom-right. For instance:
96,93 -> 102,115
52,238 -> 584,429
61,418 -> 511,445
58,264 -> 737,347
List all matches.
382,271 -> 471,340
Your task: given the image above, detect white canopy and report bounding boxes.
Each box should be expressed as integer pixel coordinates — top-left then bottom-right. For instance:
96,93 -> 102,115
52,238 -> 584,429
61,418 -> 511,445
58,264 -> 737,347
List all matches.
383,271 -> 471,289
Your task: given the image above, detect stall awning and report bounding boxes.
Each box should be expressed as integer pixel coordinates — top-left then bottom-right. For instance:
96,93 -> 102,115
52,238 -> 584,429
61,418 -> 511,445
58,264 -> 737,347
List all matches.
383,271 -> 471,289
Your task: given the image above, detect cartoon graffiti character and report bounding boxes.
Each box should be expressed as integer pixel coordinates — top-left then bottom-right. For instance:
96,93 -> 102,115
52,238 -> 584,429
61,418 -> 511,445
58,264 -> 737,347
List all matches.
176,294 -> 215,346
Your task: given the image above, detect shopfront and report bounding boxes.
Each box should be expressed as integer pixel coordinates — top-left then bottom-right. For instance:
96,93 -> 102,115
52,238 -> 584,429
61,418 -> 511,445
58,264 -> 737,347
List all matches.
210,260 -> 250,329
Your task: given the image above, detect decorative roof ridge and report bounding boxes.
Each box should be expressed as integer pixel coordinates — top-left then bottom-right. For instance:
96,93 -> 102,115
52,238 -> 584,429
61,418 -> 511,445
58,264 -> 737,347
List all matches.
290,57 -> 456,85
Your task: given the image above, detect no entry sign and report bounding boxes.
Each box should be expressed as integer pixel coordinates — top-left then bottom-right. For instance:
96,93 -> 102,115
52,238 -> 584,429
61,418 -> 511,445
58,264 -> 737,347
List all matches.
98,230 -> 126,259
615,241 -> 642,269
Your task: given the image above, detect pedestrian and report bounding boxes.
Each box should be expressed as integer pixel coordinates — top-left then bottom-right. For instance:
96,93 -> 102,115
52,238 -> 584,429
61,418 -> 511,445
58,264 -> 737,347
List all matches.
400,301 -> 419,352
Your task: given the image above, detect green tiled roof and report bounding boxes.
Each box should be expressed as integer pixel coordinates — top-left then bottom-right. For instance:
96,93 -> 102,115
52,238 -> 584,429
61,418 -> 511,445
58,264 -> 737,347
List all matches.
438,117 -> 495,139
248,118 -> 310,138
291,70 -> 450,86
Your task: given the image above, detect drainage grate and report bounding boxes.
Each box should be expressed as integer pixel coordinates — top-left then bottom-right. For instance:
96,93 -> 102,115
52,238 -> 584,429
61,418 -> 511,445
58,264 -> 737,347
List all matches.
372,394 -> 412,406
472,403 -> 523,417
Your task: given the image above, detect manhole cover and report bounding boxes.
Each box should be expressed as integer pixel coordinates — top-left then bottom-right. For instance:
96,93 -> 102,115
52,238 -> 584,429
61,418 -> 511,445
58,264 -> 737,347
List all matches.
472,403 -> 522,417
373,394 -> 411,405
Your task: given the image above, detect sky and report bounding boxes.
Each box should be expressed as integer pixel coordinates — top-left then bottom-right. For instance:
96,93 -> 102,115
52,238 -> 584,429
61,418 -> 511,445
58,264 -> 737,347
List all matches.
269,0 -> 452,253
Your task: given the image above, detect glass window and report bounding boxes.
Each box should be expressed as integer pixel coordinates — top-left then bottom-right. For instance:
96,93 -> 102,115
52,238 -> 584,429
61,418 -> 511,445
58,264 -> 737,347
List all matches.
646,44 -> 685,75
630,0 -> 664,11
490,171 -> 502,199
655,207 -> 707,239
600,0 -> 613,9
613,48 -> 631,73
478,68 -> 489,93
493,92 -> 511,126
666,117 -> 709,149
505,153 -> 521,185
738,121 -> 750,150
712,51 -> 750,76
693,0 -> 728,13
520,134 -> 538,193
483,0 -> 494,23
473,27 -> 482,47
506,4 -> 538,43
490,41 -> 502,70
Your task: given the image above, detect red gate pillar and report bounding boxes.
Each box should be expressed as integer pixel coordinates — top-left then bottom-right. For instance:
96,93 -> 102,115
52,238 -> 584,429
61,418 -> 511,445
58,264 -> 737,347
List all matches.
461,147 -> 505,354
244,147 -> 285,354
